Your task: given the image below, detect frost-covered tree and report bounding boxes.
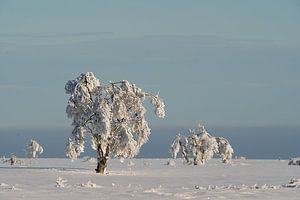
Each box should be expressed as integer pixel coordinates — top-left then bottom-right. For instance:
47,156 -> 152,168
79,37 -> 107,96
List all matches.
65,72 -> 165,173
170,135 -> 180,159
288,158 -> 300,166
10,153 -> 17,165
170,124 -> 234,165
215,137 -> 234,163
189,125 -> 219,165
26,139 -> 44,158
170,134 -> 189,163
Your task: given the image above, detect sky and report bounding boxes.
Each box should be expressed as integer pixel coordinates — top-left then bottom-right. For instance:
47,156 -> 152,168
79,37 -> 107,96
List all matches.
0,0 -> 300,128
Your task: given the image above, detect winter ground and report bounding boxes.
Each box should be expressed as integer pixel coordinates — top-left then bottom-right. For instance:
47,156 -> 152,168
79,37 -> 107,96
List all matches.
1,158 -> 300,200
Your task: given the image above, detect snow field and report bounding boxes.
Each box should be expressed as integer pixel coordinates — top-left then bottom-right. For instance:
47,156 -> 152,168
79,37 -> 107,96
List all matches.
1,158 -> 300,199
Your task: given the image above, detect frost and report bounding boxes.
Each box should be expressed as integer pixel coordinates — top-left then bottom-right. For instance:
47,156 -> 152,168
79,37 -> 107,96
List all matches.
65,72 -> 165,173
170,123 -> 234,165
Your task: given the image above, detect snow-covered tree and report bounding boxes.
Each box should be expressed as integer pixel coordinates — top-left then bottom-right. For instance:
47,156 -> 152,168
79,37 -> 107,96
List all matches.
215,137 -> 234,163
26,139 -> 44,158
170,134 -> 190,163
65,72 -> 165,173
170,124 -> 234,165
170,135 -> 180,159
189,125 -> 219,165
288,158 -> 300,166
10,153 -> 17,165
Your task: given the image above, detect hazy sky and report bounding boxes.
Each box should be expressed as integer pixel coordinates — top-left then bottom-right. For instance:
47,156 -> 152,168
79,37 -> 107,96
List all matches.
0,0 -> 300,128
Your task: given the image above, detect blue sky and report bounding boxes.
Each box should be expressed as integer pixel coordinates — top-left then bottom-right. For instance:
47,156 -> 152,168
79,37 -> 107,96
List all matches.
0,0 -> 300,128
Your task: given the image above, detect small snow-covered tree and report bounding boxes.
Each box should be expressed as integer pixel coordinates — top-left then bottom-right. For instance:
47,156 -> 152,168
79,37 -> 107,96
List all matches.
170,124 -> 234,165
170,135 -> 180,159
26,139 -> 44,158
10,153 -> 17,165
189,125 -> 219,165
215,137 -> 234,163
65,72 -> 165,173
170,134 -> 190,163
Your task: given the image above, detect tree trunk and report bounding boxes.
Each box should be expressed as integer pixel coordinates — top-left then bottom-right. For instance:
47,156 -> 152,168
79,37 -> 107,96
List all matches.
182,150 -> 189,163
95,156 -> 108,174
95,144 -> 110,174
179,141 -> 189,163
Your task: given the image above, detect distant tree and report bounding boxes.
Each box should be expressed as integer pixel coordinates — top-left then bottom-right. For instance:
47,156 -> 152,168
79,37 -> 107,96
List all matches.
10,153 -> 17,165
26,139 -> 44,158
170,134 -> 189,163
65,72 -> 165,173
288,158 -> 300,166
170,124 -> 234,165
170,135 -> 180,159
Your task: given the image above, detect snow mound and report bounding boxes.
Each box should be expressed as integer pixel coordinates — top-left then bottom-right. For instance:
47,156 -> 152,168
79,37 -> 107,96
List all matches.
80,181 -> 102,188
0,183 -> 22,191
10,185 -> 23,191
236,156 -> 246,160
127,160 -> 135,167
166,159 -> 176,166
173,193 -> 196,200
0,183 -> 9,187
143,185 -> 173,197
82,157 -> 97,163
195,184 -> 280,191
283,178 -> 300,188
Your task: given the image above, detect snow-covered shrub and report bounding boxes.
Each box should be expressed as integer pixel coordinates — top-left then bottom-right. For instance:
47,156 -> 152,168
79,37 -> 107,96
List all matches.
26,139 -> 43,158
2,154 -> 22,165
10,154 -> 17,165
288,158 -> 300,166
283,178 -> 300,188
1,156 -> 6,163
56,177 -> 67,188
65,72 -> 165,173
170,123 -> 234,165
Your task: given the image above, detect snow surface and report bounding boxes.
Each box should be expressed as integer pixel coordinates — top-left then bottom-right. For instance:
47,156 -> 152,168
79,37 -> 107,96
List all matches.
1,158 -> 300,199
